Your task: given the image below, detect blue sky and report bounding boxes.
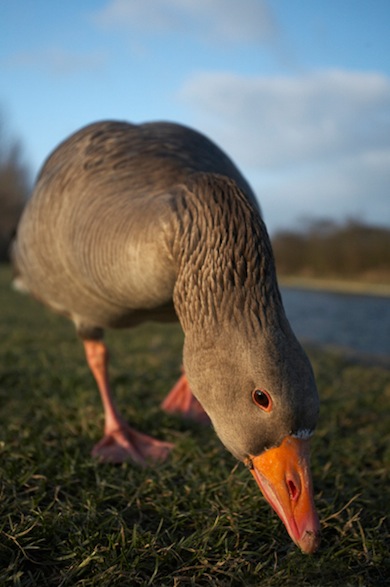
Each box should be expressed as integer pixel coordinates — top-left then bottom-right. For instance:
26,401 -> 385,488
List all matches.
1,0 -> 390,234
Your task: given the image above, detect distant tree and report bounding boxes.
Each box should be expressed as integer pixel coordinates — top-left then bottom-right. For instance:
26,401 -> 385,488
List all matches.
272,218 -> 390,281
0,116 -> 31,261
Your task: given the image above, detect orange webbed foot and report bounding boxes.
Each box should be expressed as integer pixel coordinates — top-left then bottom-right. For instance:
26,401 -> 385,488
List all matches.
161,372 -> 210,425
92,424 -> 173,465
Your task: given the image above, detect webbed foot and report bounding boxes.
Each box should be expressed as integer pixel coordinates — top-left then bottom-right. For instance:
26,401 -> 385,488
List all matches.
161,372 -> 210,425
92,424 -> 173,465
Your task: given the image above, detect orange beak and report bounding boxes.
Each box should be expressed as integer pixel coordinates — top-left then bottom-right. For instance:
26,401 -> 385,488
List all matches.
247,435 -> 320,554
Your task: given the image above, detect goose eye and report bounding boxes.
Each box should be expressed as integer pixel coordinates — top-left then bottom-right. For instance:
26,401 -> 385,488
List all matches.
252,389 -> 272,412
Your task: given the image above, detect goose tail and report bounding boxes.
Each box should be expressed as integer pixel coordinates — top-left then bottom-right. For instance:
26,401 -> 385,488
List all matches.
9,238 -> 30,294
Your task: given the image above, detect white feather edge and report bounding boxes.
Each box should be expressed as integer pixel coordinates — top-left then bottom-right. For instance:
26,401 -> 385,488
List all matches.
292,429 -> 314,440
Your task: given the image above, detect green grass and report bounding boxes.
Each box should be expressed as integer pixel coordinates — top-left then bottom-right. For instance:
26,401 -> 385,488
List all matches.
0,265 -> 389,586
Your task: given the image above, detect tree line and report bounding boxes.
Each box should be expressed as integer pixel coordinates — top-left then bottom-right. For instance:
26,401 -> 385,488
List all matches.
0,118 -> 31,261
272,218 -> 390,282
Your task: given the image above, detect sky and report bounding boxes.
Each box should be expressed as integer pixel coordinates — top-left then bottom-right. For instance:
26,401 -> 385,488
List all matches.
1,0 -> 390,234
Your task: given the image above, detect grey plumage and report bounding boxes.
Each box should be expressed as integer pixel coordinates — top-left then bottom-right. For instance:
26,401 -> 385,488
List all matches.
12,120 -> 321,553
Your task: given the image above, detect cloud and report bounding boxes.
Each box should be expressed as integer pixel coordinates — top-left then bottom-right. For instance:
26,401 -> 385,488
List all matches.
178,69 -> 390,230
92,0 -> 278,45
179,69 -> 390,169
3,48 -> 107,76
263,147 -> 390,226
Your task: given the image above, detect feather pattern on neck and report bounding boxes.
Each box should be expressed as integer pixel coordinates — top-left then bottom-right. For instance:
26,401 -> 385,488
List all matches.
170,173 -> 285,338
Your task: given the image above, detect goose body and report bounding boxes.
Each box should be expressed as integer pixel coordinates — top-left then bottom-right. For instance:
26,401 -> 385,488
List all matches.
13,120 -> 320,553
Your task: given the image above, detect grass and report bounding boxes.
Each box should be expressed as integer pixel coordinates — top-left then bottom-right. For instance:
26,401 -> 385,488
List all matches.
0,264 -> 389,586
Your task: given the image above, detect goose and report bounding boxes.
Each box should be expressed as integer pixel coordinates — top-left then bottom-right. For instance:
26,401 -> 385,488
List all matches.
12,120 -> 321,554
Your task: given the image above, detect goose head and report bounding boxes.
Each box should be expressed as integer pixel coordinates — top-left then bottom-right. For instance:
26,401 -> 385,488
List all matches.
183,325 -> 321,554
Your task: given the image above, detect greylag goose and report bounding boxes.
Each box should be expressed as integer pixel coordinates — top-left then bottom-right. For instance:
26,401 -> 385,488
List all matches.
12,120 -> 320,553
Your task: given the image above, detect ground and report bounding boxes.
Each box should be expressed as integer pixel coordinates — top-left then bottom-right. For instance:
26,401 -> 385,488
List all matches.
0,265 -> 389,586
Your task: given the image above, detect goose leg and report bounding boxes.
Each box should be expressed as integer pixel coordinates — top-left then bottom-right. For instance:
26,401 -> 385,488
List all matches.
83,340 -> 173,465
161,371 -> 210,425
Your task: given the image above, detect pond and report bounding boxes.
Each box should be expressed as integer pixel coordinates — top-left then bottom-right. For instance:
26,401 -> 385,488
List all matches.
280,287 -> 390,359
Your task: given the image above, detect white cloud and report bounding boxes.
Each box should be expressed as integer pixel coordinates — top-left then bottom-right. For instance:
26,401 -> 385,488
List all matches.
3,48 -> 107,76
329,150 -> 389,216
178,69 -> 390,231
179,69 -> 390,169
261,147 -> 390,229
92,0 -> 278,45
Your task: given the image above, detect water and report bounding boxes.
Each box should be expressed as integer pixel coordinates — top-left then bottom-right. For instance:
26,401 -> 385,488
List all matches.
280,287 -> 390,359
